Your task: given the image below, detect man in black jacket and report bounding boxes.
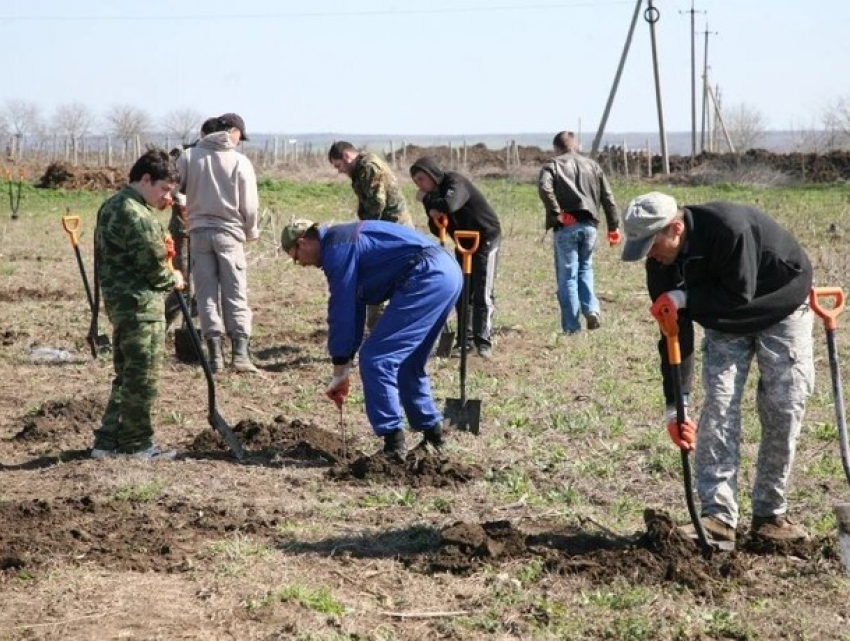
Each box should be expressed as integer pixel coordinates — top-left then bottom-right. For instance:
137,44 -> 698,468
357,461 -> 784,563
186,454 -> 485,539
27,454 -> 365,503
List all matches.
622,192 -> 815,546
409,157 -> 501,358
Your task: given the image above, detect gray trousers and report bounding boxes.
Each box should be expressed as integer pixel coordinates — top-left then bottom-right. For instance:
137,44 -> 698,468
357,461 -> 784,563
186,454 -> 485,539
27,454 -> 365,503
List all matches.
189,227 -> 253,339
696,304 -> 814,527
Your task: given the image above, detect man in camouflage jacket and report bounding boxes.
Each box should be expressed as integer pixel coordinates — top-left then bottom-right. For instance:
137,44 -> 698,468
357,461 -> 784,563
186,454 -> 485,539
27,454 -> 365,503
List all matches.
91,149 -> 184,460
328,141 -> 413,330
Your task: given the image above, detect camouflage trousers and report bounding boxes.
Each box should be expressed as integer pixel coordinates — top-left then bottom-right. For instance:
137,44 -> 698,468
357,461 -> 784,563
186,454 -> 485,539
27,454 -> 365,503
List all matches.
695,304 -> 814,527
93,318 -> 165,453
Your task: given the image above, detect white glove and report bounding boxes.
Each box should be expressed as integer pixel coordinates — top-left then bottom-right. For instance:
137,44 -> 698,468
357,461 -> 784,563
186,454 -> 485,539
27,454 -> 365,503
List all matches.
325,364 -> 351,395
173,271 -> 186,291
666,289 -> 687,309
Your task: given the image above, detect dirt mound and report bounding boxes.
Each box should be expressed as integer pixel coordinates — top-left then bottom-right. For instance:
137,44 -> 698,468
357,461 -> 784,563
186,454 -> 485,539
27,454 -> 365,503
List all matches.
10,397 -> 103,452
328,447 -> 483,488
187,416 -> 348,464
0,496 -> 282,578
36,162 -> 126,191
413,509 -> 838,597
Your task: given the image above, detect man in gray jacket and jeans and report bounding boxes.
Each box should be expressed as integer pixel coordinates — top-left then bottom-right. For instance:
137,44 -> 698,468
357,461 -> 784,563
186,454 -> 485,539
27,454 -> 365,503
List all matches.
537,131 -> 621,335
177,113 -> 260,373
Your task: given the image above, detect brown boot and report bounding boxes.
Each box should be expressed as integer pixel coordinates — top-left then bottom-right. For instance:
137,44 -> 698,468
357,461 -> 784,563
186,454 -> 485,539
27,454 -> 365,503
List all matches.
678,515 -> 736,549
231,336 -> 259,373
751,514 -> 808,542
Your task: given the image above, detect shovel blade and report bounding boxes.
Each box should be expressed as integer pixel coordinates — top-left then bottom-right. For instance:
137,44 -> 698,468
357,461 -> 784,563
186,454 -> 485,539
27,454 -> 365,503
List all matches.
209,408 -> 245,460
174,327 -> 200,364
443,398 -> 481,435
87,333 -> 112,358
435,327 -> 455,358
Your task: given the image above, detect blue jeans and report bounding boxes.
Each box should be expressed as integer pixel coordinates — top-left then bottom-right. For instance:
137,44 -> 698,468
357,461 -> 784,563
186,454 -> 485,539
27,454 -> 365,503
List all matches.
553,223 -> 599,333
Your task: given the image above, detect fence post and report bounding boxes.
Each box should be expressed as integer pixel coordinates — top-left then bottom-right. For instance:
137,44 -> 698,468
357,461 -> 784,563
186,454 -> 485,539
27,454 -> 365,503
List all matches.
646,138 -> 652,178
622,139 -> 629,179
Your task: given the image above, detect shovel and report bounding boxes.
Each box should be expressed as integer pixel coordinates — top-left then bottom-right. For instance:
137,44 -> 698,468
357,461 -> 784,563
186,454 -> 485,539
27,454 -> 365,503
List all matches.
654,299 -> 715,555
61,213 -> 111,358
7,168 -> 22,220
174,287 -> 245,460
434,214 -> 455,358
809,287 -> 850,571
173,236 -> 200,364
443,230 -> 481,434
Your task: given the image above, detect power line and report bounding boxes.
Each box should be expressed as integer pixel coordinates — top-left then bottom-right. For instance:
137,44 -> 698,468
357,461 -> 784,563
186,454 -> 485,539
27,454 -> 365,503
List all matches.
0,1 -> 631,22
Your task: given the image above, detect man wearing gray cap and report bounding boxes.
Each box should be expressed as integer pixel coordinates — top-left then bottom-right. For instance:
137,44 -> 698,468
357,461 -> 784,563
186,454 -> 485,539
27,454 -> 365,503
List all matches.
621,192 -> 814,546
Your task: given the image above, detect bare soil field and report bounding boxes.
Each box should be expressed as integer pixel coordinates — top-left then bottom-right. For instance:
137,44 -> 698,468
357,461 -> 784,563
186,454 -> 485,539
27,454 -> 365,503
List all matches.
1,179 -> 850,639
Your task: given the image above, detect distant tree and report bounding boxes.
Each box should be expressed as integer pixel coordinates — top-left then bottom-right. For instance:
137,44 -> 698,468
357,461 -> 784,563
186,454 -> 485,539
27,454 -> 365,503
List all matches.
160,108 -> 204,144
2,99 -> 41,158
52,102 -> 96,163
821,95 -> 850,150
724,103 -> 768,152
105,104 -> 152,153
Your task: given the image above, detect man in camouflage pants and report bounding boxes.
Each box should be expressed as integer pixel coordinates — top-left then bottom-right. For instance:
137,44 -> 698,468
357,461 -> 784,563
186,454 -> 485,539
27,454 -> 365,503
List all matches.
328,141 -> 413,331
621,192 -> 814,546
91,149 -> 184,460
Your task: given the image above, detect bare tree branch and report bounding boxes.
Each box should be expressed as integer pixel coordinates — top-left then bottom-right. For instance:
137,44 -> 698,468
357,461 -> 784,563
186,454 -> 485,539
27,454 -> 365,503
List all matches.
52,102 -> 96,142
160,108 -> 204,144
724,103 -> 768,152
105,104 -> 152,151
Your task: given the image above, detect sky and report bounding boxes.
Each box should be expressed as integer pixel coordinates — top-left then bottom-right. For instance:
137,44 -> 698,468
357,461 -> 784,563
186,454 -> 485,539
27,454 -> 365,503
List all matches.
2,0 -> 848,137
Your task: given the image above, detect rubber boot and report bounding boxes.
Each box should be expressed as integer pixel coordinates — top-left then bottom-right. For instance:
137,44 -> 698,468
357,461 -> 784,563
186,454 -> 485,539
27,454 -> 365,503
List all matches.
382,429 -> 407,463
206,336 -> 224,373
231,335 -> 259,373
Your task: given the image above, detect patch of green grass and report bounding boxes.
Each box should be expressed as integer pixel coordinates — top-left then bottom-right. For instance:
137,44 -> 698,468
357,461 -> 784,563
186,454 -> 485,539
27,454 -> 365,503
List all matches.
486,467 -> 535,500
110,479 -> 164,503
248,584 -> 346,615
208,534 -> 272,561
357,487 -> 417,508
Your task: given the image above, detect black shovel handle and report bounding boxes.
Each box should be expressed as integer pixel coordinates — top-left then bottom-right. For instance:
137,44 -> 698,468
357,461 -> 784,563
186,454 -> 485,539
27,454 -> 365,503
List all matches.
62,215 -> 96,311
655,301 -> 712,554
811,287 -> 850,489
174,289 -> 245,460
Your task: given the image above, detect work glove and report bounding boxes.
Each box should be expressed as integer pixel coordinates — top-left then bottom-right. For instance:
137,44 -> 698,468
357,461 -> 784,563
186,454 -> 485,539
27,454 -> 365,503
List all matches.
665,406 -> 697,451
164,235 -> 176,261
650,290 -> 687,326
325,364 -> 352,409
607,229 -> 623,246
172,270 -> 186,291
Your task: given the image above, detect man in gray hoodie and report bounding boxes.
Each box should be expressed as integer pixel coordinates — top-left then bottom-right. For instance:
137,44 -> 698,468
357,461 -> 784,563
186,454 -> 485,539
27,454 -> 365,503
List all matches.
177,113 -> 260,373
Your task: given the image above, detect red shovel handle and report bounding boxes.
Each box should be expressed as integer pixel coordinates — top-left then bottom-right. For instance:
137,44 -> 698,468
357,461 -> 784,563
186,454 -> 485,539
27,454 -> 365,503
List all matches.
811,287 -> 845,331
454,231 -> 480,274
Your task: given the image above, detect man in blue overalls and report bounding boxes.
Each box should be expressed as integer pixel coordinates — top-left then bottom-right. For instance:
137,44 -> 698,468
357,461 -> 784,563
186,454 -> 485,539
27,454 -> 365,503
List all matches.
281,219 -> 463,461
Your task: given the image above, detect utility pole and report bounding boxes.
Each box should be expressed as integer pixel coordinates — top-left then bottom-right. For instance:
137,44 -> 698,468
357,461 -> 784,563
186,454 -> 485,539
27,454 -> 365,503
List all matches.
680,1 -> 705,160
700,24 -> 718,152
592,0 -> 643,156
646,0 -> 669,174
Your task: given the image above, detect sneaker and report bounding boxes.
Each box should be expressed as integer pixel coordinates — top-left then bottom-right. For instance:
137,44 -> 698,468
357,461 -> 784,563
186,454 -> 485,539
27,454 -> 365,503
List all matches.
751,514 -> 808,542
90,448 -> 118,460
585,311 -> 601,330
128,445 -> 177,461
476,345 -> 493,359
381,430 -> 407,462
679,515 -> 736,548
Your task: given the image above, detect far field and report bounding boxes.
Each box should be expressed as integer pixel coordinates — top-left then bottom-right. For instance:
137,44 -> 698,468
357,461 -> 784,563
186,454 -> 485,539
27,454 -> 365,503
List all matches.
1,172 -> 850,640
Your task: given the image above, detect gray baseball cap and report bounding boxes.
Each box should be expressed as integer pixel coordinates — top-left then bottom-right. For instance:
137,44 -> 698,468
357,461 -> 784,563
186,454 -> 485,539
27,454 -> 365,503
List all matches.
621,192 -> 679,261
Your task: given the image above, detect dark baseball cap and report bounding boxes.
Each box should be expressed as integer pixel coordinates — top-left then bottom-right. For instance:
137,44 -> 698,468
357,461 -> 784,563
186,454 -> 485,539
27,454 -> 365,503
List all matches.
218,112 -> 248,141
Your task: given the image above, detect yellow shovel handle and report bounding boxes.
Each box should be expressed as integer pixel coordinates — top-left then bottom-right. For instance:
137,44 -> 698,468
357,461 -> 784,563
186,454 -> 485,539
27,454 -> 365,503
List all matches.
61,214 -> 81,247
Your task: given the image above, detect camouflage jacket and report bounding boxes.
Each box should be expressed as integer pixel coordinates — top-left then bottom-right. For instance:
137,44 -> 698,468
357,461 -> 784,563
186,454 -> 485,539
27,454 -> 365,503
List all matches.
95,186 -> 178,324
350,153 -> 411,225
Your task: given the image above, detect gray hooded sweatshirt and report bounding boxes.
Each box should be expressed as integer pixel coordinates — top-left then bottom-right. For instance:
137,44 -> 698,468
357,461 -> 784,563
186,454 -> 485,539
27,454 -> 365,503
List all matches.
177,131 -> 259,242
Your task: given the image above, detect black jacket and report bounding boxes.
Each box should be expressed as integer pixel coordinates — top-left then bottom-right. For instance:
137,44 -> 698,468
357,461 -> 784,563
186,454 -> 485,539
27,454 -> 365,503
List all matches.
647,201 -> 812,405
410,157 -> 501,242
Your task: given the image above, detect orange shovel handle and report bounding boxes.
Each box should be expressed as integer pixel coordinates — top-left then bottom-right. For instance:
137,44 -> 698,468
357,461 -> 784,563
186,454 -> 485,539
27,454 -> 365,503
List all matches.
653,302 -> 681,365
435,214 -> 448,244
61,214 -> 81,247
811,287 -> 845,331
454,230 -> 480,275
